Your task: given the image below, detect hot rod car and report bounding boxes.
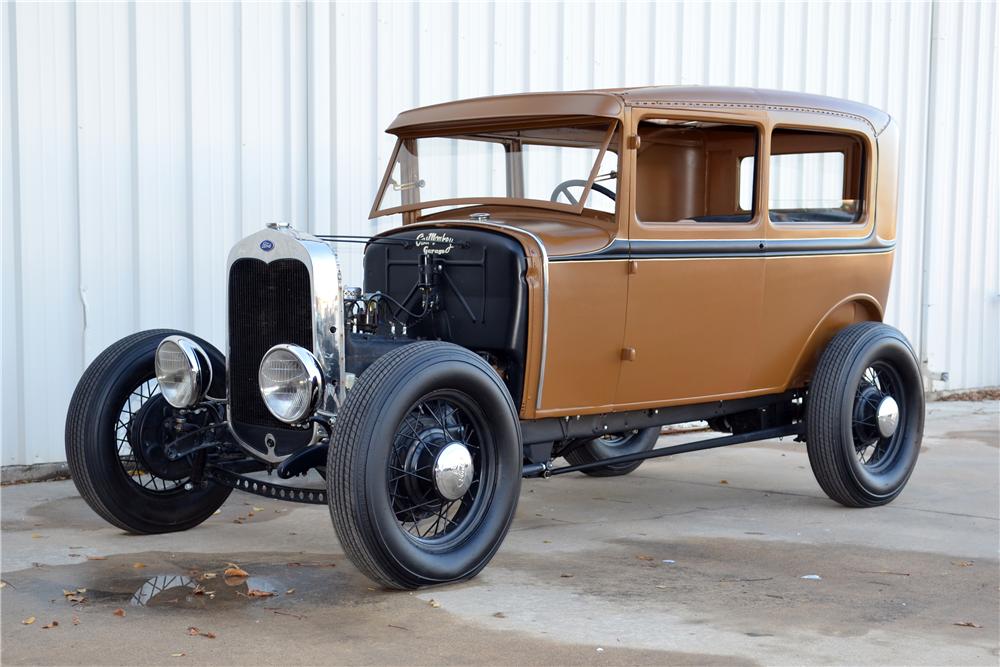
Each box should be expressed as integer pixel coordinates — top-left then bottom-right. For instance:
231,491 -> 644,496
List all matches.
66,87 -> 924,589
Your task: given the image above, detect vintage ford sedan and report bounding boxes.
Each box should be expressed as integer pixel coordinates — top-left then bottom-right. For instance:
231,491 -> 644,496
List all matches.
66,87 -> 923,589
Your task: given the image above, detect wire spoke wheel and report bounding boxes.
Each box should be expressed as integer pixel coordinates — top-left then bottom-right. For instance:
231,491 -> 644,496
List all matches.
327,341 -> 521,589
65,329 -> 231,534
850,361 -> 904,471
387,392 -> 490,544
806,322 -> 924,508
113,378 -> 191,493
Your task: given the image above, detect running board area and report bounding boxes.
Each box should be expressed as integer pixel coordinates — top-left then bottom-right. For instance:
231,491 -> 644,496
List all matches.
522,423 -> 804,478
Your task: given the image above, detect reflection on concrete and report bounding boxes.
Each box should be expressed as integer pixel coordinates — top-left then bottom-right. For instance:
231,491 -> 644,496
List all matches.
130,574 -> 283,609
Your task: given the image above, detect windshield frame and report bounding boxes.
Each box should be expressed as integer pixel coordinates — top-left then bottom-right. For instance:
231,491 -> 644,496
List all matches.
368,120 -> 620,219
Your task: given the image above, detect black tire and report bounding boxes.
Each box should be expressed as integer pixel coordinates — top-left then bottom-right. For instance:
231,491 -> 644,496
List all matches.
806,322 -> 924,507
563,427 -> 661,477
327,341 -> 522,589
65,329 -> 232,533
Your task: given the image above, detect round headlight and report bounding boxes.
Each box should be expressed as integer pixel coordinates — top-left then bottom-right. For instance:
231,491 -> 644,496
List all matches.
258,344 -> 323,424
155,336 -> 212,408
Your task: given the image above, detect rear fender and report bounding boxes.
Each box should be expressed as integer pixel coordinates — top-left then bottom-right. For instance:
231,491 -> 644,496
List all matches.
785,295 -> 884,389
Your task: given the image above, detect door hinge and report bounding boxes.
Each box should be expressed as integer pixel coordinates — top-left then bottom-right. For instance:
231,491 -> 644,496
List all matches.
628,259 -> 639,274
621,347 -> 637,362
627,134 -> 641,150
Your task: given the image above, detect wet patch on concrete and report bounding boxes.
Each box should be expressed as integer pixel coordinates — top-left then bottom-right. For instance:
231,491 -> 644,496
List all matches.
3,492 -> 298,535
1,551 -> 745,666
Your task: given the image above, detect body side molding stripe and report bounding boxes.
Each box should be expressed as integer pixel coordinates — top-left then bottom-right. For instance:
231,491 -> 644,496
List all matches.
550,237 -> 895,262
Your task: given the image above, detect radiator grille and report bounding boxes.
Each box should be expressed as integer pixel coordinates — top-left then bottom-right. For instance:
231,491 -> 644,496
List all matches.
227,258 -> 312,428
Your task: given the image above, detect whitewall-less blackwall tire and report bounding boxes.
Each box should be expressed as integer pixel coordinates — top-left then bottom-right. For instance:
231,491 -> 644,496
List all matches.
65,329 -> 232,533
806,322 -> 924,507
327,342 -> 522,589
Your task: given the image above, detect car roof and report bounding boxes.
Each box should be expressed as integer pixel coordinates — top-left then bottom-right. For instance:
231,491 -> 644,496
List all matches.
386,86 -> 891,135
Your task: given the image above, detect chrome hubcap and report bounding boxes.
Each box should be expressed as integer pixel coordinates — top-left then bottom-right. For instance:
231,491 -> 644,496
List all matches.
876,396 -> 900,438
433,442 -> 475,501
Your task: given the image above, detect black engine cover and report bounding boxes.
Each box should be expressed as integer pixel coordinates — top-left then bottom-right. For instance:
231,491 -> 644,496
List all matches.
363,226 -> 528,403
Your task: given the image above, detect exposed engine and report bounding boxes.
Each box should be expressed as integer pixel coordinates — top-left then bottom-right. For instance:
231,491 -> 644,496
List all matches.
342,227 -> 529,404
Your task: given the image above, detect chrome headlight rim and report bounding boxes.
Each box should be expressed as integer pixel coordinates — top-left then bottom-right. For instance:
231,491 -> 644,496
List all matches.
258,344 -> 324,425
155,335 -> 212,409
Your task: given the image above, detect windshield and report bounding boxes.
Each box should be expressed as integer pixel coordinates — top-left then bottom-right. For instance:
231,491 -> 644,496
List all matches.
371,120 -> 619,217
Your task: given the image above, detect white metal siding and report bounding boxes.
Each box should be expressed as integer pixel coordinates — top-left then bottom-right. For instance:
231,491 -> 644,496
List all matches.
2,1 -> 997,465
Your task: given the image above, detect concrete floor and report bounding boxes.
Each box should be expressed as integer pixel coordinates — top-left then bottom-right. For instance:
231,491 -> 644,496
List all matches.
2,400 -> 997,666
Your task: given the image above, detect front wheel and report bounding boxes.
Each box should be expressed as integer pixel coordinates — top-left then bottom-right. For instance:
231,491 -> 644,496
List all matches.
327,342 -> 522,589
65,329 -> 232,533
806,322 -> 924,507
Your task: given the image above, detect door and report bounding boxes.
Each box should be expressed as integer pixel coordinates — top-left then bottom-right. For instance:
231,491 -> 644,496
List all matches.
755,117 -> 886,392
614,110 -> 767,408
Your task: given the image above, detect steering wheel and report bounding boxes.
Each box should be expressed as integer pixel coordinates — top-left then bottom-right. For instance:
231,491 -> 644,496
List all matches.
549,179 -> 616,206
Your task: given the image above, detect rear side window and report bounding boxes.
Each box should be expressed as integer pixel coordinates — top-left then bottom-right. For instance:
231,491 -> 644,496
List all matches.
769,129 -> 866,223
635,120 -> 758,224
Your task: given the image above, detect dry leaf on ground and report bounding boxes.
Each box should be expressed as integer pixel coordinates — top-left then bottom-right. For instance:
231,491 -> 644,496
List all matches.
132,562 -> 146,569
86,556 -> 107,561
22,616 -> 36,625
72,616 -> 80,625
636,555 -> 655,561
113,608 -> 126,617
954,621 -> 982,628
171,653 -> 186,658
188,626 -> 216,638
42,620 -> 59,629
223,566 -> 249,578
245,588 -> 275,598
428,599 -> 441,608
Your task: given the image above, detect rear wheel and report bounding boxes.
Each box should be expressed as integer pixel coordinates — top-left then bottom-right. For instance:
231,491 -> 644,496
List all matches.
563,427 -> 661,477
65,329 -> 232,533
327,342 -> 522,589
806,322 -> 924,507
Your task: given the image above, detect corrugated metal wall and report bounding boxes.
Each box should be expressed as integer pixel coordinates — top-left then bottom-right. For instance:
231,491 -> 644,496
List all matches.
2,1 -> 997,466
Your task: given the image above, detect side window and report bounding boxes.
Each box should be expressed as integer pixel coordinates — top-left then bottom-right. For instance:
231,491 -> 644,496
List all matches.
769,129 -> 866,223
635,120 -> 758,223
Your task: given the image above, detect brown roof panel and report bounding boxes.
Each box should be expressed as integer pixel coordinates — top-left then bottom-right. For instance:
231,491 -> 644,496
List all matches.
386,91 -> 625,134
386,86 -> 891,136
616,85 -> 891,133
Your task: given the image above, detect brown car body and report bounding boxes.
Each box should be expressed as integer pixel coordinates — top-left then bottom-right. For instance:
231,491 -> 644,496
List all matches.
66,86 -> 921,591
371,86 -> 899,421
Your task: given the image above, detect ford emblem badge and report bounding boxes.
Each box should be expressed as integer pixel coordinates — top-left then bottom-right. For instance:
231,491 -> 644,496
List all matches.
260,240 -> 274,252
